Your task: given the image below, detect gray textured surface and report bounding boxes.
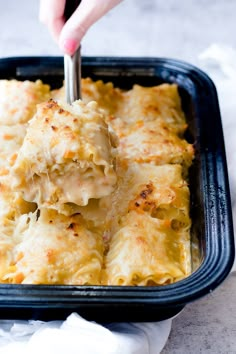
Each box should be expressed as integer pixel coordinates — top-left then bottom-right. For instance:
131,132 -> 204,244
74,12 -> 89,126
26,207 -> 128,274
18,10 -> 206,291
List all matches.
0,1 -> 235,353
162,273 -> 236,354
0,0 -> 236,64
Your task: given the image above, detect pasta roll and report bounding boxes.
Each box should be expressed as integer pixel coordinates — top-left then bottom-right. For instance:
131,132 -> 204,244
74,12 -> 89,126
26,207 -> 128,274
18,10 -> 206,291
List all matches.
113,83 -> 187,134
4,209 -> 104,285
12,99 -> 117,212
0,122 -> 35,222
0,124 -> 27,175
110,119 -> 194,169
103,212 -> 190,286
0,218 -> 17,282
106,163 -> 191,235
0,80 -> 50,125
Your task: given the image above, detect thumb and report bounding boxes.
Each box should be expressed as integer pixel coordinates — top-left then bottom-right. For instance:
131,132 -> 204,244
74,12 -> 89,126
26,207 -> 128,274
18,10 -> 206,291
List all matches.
59,0 -> 123,55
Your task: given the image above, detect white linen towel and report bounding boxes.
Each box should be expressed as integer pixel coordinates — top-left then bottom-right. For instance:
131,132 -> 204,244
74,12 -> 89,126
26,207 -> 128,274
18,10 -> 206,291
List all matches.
0,313 -> 172,354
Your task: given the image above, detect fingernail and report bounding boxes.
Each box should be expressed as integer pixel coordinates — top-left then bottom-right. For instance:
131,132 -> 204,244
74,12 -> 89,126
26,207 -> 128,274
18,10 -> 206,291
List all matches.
62,38 -> 77,55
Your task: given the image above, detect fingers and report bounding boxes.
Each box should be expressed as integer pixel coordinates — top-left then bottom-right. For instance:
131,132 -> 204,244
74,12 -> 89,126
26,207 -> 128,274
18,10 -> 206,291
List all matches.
39,0 -> 66,41
59,0 -> 123,55
40,0 -> 123,55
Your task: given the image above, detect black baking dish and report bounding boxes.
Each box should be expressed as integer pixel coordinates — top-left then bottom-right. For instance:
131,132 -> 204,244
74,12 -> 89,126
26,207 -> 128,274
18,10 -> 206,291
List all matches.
0,56 -> 234,322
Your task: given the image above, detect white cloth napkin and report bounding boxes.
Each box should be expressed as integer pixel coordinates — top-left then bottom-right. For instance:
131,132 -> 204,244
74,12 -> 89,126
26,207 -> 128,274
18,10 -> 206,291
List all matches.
0,313 -> 172,354
198,43 -> 236,271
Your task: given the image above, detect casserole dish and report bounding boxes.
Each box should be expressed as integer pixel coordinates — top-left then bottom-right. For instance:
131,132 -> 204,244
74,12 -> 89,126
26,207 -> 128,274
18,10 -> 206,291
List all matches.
0,56 -> 234,321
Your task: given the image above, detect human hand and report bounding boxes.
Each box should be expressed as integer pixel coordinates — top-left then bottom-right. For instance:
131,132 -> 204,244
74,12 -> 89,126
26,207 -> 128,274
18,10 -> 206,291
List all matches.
39,0 -> 123,55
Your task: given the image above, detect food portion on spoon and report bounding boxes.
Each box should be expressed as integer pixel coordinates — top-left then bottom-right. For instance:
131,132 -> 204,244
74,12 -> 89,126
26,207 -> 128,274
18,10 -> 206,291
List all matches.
11,99 -> 117,214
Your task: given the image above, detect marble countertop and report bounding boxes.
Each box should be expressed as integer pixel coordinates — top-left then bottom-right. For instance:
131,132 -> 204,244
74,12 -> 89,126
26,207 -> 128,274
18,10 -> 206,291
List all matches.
0,1 -> 236,353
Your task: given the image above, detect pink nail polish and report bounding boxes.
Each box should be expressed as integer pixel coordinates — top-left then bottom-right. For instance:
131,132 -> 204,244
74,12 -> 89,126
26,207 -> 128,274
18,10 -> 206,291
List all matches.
63,38 -> 77,55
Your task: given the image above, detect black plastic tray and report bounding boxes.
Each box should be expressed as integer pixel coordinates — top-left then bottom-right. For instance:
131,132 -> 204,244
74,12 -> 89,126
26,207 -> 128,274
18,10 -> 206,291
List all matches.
0,56 -> 234,322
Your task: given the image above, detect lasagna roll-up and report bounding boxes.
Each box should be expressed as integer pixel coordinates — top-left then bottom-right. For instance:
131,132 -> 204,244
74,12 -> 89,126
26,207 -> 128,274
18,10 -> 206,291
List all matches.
0,216 -> 19,283
0,124 -> 27,176
4,209 -> 104,285
103,212 -> 190,286
0,209 -> 30,283
12,99 -> 117,212
113,83 -> 187,134
106,163 -> 191,235
0,123 -> 36,221
110,119 -> 194,169
0,80 -> 50,125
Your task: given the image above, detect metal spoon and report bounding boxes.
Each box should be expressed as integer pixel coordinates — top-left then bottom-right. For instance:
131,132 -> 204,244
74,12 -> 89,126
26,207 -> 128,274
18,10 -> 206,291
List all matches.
64,0 -> 82,104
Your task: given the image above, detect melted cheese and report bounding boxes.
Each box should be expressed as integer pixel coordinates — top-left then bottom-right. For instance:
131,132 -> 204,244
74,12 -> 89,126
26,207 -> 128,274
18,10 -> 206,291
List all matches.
0,124 -> 27,175
0,80 -> 50,125
110,119 -> 194,169
0,217 -> 18,282
12,99 -> 117,212
51,77 -> 123,117
0,179 -> 36,221
111,83 -> 187,134
103,163 -> 191,285
105,163 -> 191,234
102,212 -> 190,286
0,78 -> 194,287
4,209 -> 103,285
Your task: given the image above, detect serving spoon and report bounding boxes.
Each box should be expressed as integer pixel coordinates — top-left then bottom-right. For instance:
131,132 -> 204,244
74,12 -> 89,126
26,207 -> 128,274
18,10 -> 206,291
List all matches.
64,0 -> 82,104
